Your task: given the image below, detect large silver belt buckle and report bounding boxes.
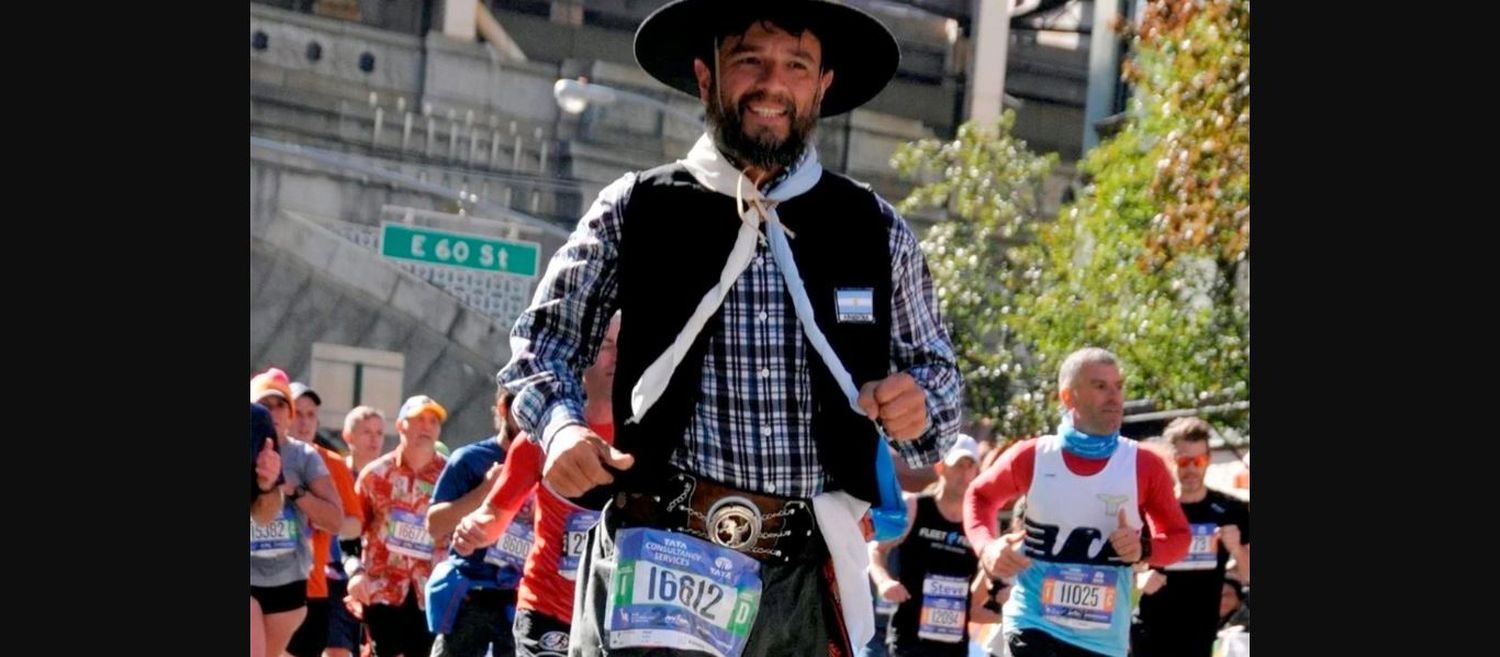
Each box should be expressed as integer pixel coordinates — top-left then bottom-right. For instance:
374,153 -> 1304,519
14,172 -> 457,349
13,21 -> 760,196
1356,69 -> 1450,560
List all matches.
706,496 -> 762,550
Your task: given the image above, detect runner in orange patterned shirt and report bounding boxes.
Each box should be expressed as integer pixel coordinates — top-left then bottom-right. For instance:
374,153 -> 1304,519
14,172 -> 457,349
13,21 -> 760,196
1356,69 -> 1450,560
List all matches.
346,395 -> 449,657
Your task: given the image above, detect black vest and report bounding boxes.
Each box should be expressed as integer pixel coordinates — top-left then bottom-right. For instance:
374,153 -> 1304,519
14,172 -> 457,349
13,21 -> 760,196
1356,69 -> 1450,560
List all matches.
609,163 -> 893,503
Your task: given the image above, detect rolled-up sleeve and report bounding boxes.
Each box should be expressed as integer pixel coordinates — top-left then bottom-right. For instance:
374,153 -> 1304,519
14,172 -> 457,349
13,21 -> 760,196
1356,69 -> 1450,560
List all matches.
882,198 -> 962,467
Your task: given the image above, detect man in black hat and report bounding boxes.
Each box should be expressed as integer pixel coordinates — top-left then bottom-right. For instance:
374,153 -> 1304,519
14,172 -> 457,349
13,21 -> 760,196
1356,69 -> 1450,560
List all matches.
499,1 -> 961,655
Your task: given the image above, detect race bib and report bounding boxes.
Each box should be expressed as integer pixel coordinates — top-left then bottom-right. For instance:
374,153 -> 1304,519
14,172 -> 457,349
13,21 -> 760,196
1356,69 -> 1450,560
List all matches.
1165,523 -> 1219,571
605,528 -> 763,657
1039,563 -> 1118,631
558,508 -> 601,580
917,573 -> 969,643
486,497 -> 536,569
386,508 -> 435,560
250,505 -> 300,559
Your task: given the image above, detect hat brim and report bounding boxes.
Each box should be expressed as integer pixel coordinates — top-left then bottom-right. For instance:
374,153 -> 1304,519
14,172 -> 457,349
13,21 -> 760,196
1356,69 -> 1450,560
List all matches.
290,383 -> 322,405
403,403 -> 448,423
943,450 -> 979,466
252,390 -> 289,404
633,0 -> 900,117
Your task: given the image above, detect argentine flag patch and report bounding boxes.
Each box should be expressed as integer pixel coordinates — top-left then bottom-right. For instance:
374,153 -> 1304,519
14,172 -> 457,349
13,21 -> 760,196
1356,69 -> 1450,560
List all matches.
836,288 -> 875,324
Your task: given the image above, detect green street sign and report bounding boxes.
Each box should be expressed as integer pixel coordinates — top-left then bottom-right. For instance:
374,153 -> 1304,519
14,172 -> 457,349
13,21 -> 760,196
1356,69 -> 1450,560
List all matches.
380,222 -> 540,278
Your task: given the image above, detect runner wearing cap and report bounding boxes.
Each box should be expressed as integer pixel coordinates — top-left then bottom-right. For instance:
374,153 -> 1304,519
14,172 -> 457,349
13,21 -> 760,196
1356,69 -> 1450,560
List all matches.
346,394 -> 449,657
250,368 -> 345,657
869,434 -> 988,657
286,382 -> 367,657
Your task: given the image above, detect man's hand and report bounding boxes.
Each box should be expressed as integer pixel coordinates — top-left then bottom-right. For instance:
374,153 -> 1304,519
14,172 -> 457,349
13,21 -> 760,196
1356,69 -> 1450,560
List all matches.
878,580 -> 911,603
544,425 -> 635,498
980,531 -> 1032,579
344,572 -> 373,617
1137,569 -> 1167,595
254,439 -> 280,491
1217,524 -> 1243,556
1109,508 -> 1143,564
857,373 -> 928,440
453,510 -> 503,556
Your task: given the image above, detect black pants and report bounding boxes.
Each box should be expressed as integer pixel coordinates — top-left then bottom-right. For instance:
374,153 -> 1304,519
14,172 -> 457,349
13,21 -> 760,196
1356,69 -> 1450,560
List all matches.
1130,622 -> 1215,657
515,607 -> 574,657
286,596 -> 330,657
432,588 -> 518,657
325,579 -> 363,652
568,501 -> 850,656
285,580 -> 363,657
1006,629 -> 1109,657
366,589 -> 434,657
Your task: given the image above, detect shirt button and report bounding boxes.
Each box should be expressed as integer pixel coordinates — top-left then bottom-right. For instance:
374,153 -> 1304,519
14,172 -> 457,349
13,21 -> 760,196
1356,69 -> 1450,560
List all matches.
758,311 -> 768,322
761,426 -> 772,437
759,368 -> 770,379
765,483 -> 777,493
755,256 -> 765,267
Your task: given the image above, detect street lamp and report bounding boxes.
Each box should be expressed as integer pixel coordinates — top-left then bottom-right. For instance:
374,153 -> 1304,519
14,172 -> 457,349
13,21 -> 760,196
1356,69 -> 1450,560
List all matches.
552,78 -> 703,126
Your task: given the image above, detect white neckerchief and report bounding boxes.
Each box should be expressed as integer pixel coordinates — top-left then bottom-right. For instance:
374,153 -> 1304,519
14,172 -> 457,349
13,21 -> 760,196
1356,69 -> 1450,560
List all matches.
625,133 -> 879,647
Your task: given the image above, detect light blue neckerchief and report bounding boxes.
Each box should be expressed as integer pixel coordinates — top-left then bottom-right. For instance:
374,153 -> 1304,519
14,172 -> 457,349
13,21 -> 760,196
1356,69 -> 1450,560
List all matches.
1058,412 -> 1120,459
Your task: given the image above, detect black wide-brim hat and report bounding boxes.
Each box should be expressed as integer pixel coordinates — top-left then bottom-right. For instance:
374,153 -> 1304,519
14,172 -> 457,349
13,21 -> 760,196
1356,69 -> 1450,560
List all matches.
633,0 -> 901,117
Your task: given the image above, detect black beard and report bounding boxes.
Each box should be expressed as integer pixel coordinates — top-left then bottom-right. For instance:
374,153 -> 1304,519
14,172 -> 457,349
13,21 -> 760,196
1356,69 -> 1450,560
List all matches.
706,82 -> 820,173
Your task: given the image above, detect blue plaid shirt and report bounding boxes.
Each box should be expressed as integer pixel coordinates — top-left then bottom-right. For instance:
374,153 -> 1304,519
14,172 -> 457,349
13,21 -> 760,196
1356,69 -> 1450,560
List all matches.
501,159 -> 961,498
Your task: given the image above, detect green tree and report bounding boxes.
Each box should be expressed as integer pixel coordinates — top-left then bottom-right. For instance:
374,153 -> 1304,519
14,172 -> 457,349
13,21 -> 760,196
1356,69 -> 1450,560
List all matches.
895,0 -> 1250,438
892,112 -> 1058,435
